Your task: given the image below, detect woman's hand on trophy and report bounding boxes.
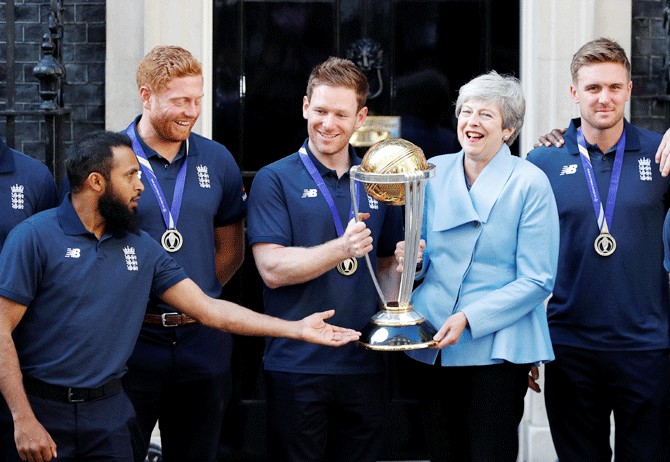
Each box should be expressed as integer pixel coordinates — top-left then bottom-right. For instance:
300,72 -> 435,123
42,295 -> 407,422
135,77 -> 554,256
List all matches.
394,239 -> 426,273
342,213 -> 373,258
431,312 -> 468,349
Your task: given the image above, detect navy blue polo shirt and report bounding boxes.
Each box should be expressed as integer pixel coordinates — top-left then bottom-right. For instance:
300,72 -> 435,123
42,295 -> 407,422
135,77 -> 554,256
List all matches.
0,138 -> 58,250
0,196 -> 188,388
128,116 -> 247,309
527,118 -> 670,351
247,143 -> 404,374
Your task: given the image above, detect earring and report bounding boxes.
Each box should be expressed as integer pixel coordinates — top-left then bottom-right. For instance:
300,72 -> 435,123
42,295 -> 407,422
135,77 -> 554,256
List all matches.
504,136 -> 509,141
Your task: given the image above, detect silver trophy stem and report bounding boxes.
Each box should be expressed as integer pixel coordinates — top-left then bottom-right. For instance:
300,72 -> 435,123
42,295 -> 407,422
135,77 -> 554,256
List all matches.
398,172 -> 425,308
350,174 -> 387,307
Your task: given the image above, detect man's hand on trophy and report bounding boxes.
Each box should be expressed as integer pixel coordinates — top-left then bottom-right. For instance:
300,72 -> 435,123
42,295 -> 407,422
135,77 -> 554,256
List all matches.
394,239 -> 426,273
342,213 -> 373,258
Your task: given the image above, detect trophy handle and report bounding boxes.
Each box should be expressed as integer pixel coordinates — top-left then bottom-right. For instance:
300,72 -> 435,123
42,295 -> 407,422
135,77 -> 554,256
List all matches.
350,174 -> 388,307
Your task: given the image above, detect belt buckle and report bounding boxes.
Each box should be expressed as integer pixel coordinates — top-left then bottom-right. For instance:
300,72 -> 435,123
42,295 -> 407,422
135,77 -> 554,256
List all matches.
161,312 -> 180,327
67,388 -> 84,403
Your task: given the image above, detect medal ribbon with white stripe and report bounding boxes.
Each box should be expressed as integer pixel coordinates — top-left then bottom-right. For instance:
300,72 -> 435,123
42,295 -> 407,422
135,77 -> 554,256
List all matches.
298,141 -> 360,275
126,122 -> 188,248
576,126 -> 625,256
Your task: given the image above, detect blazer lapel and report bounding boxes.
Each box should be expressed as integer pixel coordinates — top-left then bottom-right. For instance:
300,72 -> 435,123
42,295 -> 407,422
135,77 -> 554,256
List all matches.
469,144 -> 514,224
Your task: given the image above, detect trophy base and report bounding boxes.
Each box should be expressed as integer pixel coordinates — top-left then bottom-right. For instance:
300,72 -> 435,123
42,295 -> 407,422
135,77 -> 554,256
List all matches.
357,310 -> 437,351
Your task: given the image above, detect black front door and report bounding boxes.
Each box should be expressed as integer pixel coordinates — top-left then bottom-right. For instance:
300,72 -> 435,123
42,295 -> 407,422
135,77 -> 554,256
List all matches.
214,1 -> 519,459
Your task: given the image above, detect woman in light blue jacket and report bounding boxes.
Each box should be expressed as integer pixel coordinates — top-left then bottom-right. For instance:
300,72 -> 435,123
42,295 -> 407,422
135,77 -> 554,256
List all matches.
397,71 -> 559,462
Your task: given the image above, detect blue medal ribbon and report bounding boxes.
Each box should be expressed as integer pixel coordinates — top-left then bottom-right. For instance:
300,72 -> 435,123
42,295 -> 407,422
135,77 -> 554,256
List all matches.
298,141 -> 359,237
576,126 -> 625,235
126,122 -> 188,231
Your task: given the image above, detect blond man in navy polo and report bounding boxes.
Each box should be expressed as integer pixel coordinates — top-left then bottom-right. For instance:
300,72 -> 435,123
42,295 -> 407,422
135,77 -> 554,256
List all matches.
247,57 -> 403,462
122,46 -> 246,462
0,131 -> 359,462
527,38 -> 670,462
0,137 -> 57,250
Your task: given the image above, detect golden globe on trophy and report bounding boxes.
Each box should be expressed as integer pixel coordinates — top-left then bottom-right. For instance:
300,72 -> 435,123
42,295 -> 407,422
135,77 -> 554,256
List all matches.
349,138 -> 437,350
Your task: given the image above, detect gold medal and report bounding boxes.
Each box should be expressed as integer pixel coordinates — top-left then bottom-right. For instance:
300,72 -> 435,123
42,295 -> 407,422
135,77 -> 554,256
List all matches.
161,229 -> 183,253
337,257 -> 358,276
594,232 -> 616,257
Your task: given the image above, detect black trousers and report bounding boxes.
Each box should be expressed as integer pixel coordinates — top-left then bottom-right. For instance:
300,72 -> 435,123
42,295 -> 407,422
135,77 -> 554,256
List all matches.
545,345 -> 670,462
399,354 -> 530,462
0,390 -> 135,462
265,371 -> 385,462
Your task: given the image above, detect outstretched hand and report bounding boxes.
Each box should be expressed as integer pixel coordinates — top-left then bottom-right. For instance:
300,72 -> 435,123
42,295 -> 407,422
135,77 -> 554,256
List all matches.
299,310 -> 361,346
534,128 -> 567,148
655,128 -> 670,177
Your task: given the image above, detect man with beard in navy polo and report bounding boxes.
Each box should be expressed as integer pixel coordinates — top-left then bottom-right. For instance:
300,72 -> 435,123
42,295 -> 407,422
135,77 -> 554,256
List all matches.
60,46 -> 247,462
0,131 -> 359,462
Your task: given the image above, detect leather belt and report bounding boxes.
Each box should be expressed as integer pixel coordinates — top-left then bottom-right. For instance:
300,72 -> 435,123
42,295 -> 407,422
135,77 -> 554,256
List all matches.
23,376 -> 122,403
143,313 -> 197,327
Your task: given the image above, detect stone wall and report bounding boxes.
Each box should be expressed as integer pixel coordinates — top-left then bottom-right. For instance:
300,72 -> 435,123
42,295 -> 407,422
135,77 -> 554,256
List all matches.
631,0 -> 669,133
0,0 -> 105,163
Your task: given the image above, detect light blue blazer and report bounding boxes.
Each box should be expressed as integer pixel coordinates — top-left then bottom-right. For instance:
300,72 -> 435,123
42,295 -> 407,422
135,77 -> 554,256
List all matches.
407,144 -> 559,367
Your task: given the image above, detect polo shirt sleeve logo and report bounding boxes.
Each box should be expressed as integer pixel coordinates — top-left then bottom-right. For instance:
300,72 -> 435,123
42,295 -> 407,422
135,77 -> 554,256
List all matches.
64,248 -> 80,258
196,165 -> 211,188
638,157 -> 652,181
10,184 -> 24,209
123,246 -> 139,271
301,188 -> 318,198
560,164 -> 578,175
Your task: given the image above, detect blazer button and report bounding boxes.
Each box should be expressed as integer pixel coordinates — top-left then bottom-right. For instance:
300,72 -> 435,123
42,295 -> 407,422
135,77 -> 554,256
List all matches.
472,221 -> 480,228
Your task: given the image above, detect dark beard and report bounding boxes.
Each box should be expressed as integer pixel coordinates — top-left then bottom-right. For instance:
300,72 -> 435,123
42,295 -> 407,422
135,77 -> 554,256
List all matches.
98,190 -> 140,235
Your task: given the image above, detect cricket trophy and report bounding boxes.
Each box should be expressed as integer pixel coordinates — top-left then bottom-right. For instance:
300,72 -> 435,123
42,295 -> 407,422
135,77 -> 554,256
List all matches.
349,138 -> 437,350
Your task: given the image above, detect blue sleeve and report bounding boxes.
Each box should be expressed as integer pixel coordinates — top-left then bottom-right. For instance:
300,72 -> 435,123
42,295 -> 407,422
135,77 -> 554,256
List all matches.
33,167 -> 58,213
0,221 -> 44,307
247,166 -> 293,247
213,148 -> 247,227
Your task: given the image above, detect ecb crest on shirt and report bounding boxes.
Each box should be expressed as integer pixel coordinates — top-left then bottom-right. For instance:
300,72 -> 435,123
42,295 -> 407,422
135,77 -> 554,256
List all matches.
123,246 -> 139,271
638,157 -> 652,181
11,184 -> 25,210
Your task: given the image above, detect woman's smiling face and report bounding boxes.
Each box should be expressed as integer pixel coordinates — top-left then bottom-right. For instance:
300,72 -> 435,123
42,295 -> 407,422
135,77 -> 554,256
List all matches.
457,99 -> 514,164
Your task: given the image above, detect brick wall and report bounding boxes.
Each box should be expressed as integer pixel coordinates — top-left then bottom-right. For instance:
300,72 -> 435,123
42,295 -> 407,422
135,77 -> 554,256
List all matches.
0,0 -> 105,164
631,0 -> 669,133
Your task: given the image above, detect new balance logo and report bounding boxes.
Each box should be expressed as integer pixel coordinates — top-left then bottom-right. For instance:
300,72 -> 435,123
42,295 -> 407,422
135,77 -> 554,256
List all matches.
65,248 -> 81,258
301,189 -> 318,198
560,164 -> 578,175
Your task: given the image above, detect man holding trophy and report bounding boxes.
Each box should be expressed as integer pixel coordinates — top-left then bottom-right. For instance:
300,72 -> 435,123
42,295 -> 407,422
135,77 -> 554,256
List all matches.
247,57 -> 403,462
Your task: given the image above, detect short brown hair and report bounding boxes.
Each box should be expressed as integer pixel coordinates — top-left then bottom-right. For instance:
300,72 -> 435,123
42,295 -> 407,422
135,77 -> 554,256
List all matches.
306,57 -> 368,111
570,38 -> 630,83
136,46 -> 202,93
